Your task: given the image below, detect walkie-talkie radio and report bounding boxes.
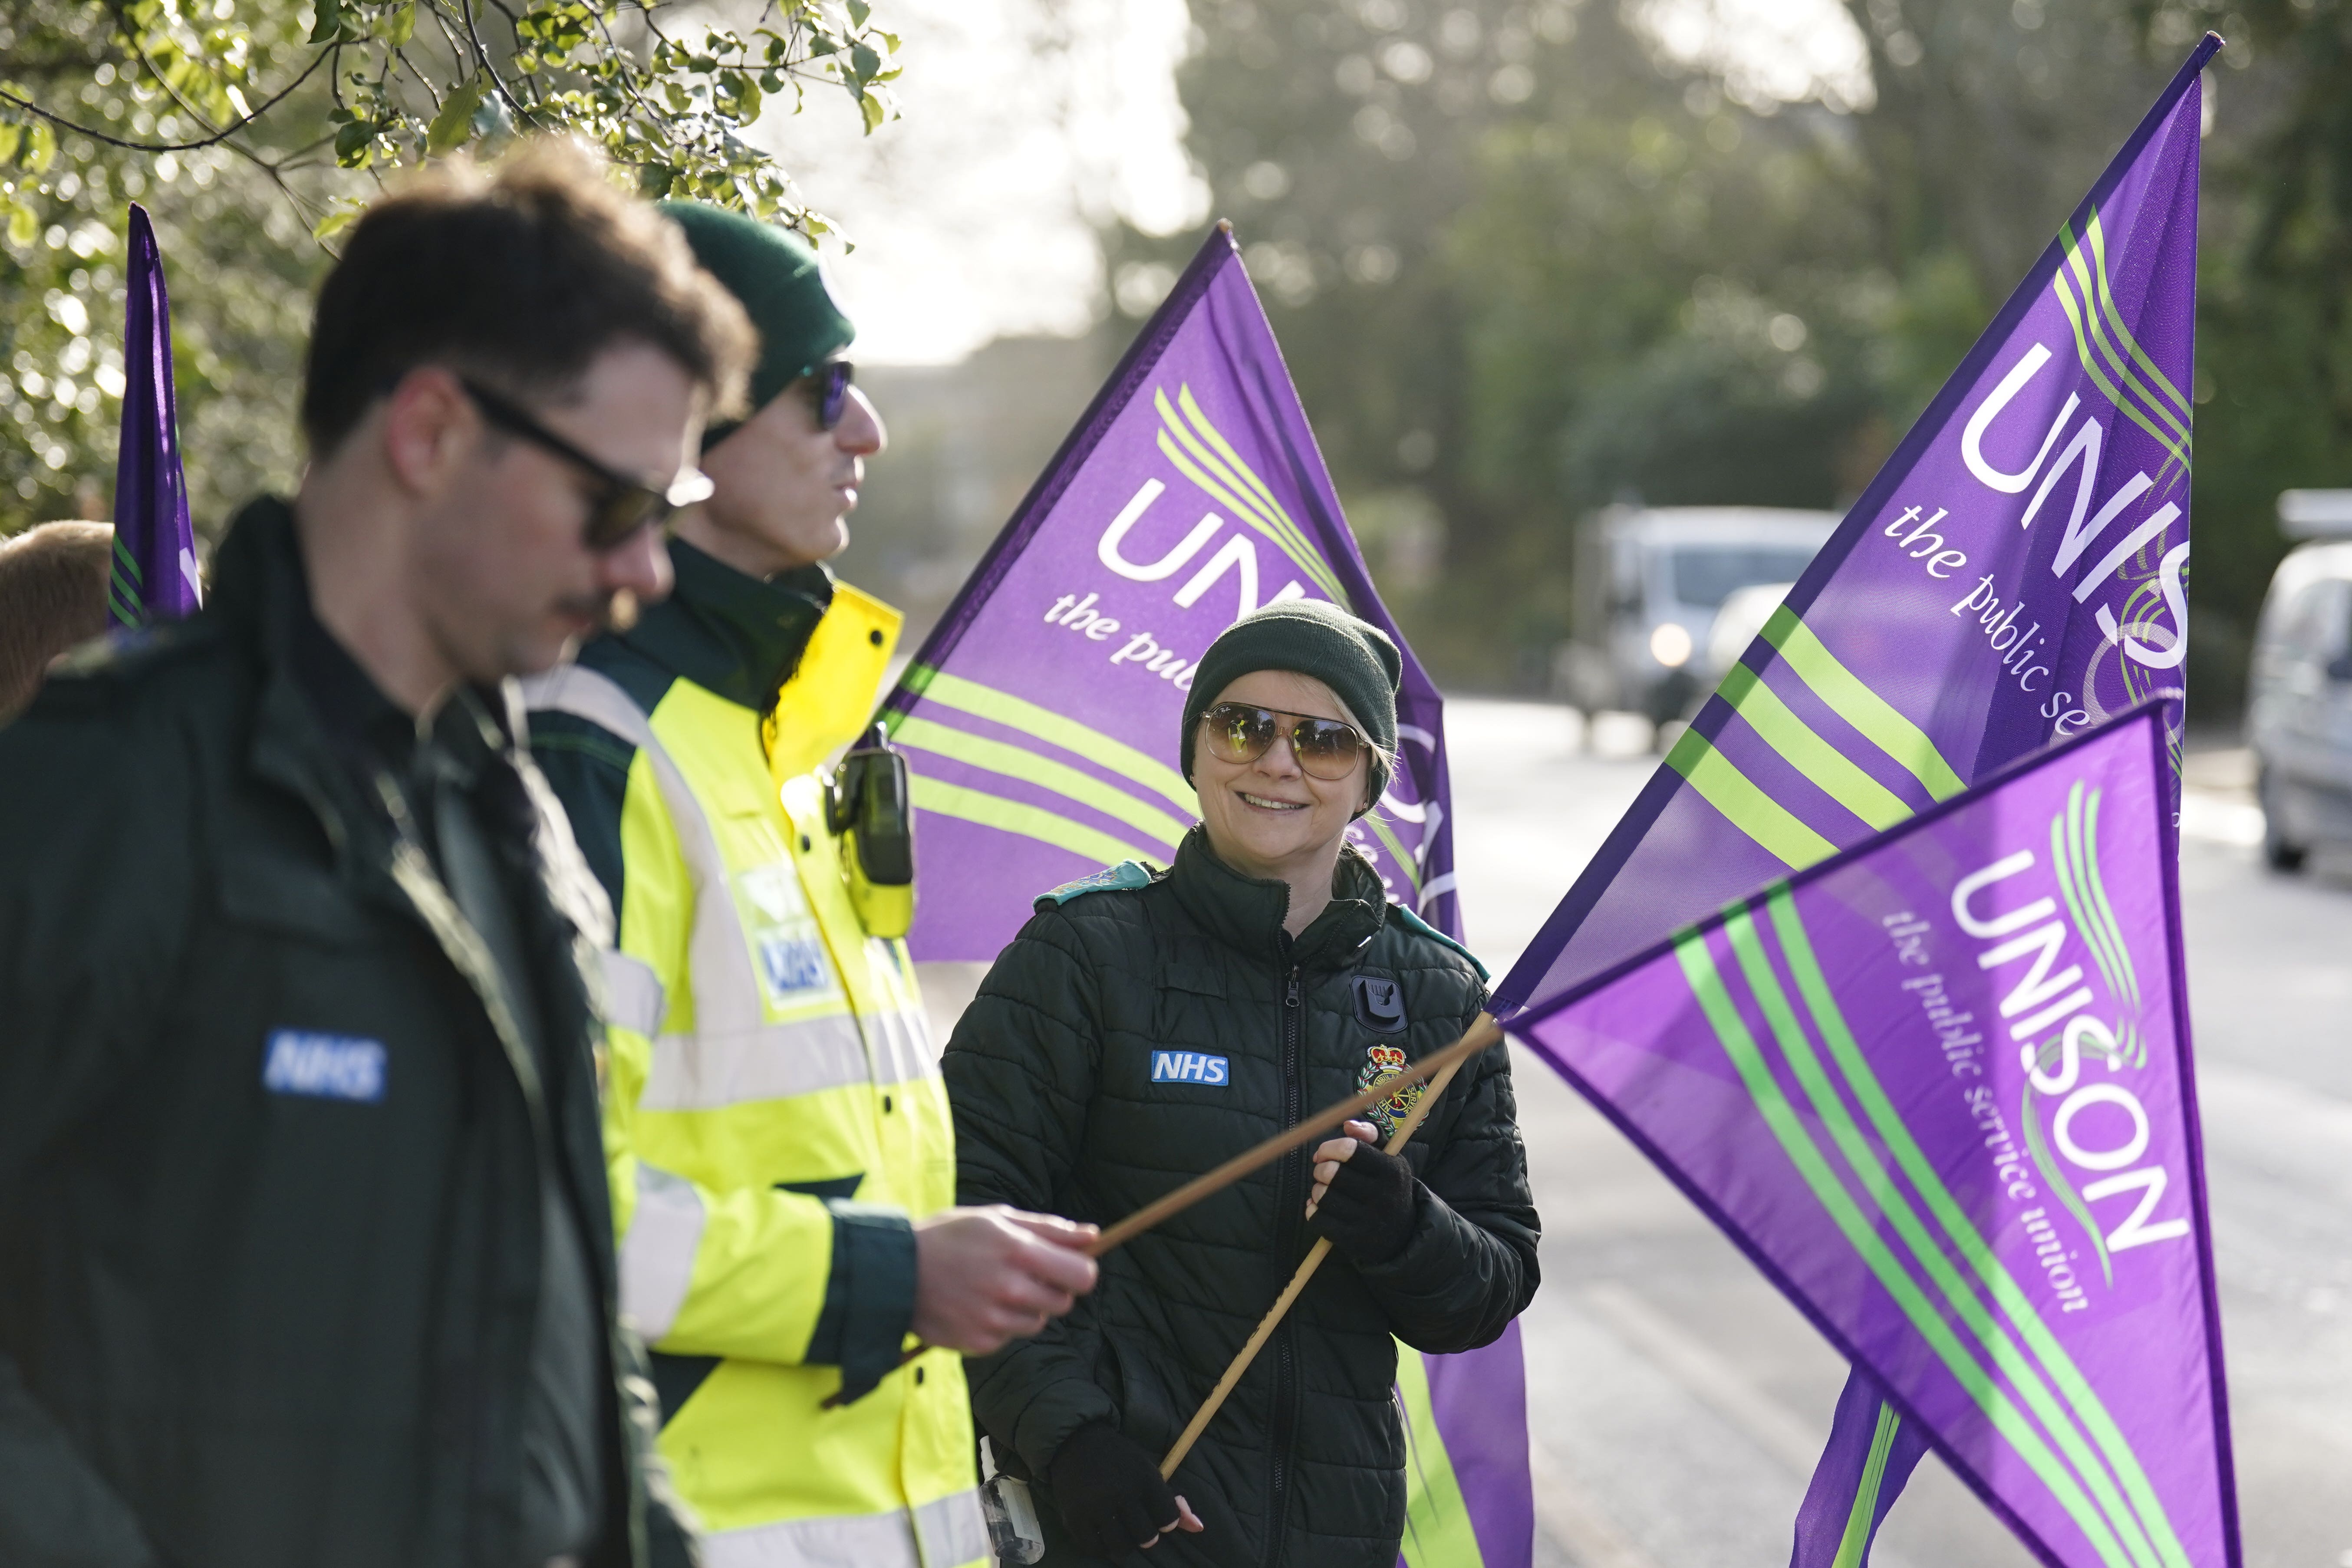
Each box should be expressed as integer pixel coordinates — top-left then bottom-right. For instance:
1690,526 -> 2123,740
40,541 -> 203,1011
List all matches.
825,723 -> 915,939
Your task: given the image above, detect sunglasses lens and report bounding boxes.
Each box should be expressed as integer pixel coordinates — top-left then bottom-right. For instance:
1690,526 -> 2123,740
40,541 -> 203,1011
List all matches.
1293,719 -> 1364,779
1205,704 -> 1276,764
817,363 -> 854,430
585,487 -> 665,551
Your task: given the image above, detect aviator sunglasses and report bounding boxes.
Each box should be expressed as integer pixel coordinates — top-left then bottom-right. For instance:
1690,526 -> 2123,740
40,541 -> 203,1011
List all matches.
807,360 -> 856,430
460,377 -> 715,550
1199,702 -> 1369,781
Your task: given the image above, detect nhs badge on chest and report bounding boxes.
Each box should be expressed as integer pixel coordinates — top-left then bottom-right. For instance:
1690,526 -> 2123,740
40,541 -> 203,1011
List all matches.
735,864 -> 843,1008
262,1031 -> 387,1104
1150,1051 -> 1229,1087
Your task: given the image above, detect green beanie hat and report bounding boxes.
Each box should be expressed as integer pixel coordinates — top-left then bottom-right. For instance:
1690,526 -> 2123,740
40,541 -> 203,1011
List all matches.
1180,600 -> 1403,811
660,201 -> 854,424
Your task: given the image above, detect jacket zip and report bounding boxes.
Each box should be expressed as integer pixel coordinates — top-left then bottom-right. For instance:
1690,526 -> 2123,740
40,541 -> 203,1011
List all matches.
1264,964 -> 1304,1568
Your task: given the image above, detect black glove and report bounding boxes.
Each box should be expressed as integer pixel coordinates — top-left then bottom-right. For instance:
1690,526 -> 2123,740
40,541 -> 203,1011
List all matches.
1310,1143 -> 1420,1264
1048,1420 -> 1181,1559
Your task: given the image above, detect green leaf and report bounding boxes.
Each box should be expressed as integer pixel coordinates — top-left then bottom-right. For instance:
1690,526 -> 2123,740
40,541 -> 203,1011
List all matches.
313,203 -> 361,240
7,200 -> 36,249
846,0 -> 870,24
307,0 -> 344,44
858,88 -> 885,133
384,3 -> 416,45
427,75 -> 487,154
333,119 -> 373,162
850,43 -> 880,82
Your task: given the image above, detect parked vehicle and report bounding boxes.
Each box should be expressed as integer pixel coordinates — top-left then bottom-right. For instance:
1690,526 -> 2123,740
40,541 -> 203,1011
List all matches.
1555,505 -> 1838,725
2247,489 -> 2352,871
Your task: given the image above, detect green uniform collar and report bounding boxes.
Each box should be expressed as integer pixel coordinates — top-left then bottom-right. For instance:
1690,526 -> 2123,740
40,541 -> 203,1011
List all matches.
619,539 -> 833,712
1166,827 -> 1389,971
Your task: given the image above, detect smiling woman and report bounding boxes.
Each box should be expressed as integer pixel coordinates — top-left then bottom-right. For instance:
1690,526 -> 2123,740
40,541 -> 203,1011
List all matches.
940,600 -> 1541,1568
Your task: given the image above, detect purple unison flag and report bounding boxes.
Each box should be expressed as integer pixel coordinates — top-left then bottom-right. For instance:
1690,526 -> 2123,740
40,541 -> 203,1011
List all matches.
881,226 -> 1528,1568
884,226 -> 1455,953
109,203 -> 199,626
1494,36 -> 2217,1018
1511,704 -> 2237,1568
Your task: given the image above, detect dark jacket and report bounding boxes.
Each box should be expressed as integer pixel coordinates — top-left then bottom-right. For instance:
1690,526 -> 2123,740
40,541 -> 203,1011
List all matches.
942,832 -> 1539,1568
0,498 -> 692,1568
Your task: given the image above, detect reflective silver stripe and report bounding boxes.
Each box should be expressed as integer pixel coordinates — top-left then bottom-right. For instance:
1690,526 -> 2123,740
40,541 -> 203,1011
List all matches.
599,949 -> 667,1037
912,1489 -> 990,1568
642,1015 -> 871,1112
701,1506 -> 922,1568
526,666 -> 934,1111
618,1163 -> 704,1341
523,665 -> 766,1039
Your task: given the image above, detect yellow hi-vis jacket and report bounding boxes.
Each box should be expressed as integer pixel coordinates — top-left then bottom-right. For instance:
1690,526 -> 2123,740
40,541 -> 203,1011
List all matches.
524,552 -> 984,1568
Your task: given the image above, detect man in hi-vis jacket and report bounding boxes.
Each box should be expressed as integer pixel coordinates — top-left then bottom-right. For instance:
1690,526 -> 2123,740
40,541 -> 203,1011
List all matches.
528,203 -> 1098,1568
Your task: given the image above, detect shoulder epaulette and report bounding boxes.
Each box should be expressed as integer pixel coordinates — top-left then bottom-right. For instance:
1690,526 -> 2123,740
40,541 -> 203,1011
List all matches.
1035,859 -> 1162,909
1386,902 -> 1489,980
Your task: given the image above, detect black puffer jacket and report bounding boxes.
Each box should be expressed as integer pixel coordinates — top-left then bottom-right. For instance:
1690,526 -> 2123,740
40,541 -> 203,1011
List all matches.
0,500 -> 692,1568
942,831 -> 1538,1568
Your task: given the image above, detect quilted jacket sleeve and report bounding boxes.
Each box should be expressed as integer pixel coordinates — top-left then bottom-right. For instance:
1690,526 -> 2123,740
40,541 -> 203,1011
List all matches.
938,908 -> 1118,1475
1343,1001 -> 1541,1355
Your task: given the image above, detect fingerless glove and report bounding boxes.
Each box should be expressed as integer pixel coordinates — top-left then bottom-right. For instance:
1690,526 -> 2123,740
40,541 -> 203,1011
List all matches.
1048,1420 -> 1180,1558
1311,1143 -> 1420,1264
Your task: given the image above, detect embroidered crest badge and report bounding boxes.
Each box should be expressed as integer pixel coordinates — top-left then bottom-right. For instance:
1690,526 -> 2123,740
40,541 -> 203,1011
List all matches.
1355,1044 -> 1424,1140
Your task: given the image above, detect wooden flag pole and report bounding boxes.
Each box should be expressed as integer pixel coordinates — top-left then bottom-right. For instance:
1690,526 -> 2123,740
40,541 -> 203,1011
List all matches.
822,1015 -> 1502,1410
1156,1044 -> 1475,1479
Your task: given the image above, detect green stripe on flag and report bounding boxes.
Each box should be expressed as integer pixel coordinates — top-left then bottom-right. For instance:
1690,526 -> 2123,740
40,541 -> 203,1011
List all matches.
1676,928 -> 2141,1568
910,776 -> 1154,868
1665,726 -> 1838,869
1831,1402 -> 1904,1568
1760,609 -> 1967,801
2076,215 -> 2192,426
2061,231 -> 2191,449
1156,386 -> 1344,600
1765,891 -> 2193,1568
2075,787 -> 2141,1011
1725,908 -> 2168,1568
1395,1343 -> 1486,1568
2051,267 -> 2191,483
901,668 -> 1199,814
1362,808 -> 1424,900
1718,664 -> 1913,832
895,716 -> 1189,850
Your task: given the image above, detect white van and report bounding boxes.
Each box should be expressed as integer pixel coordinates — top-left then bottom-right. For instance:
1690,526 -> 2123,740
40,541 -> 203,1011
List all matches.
2247,490 -> 2352,871
1557,505 -> 1838,725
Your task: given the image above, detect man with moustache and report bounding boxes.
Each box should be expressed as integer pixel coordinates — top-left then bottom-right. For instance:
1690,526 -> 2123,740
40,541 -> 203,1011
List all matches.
0,142 -> 752,1568
526,204 -> 1097,1568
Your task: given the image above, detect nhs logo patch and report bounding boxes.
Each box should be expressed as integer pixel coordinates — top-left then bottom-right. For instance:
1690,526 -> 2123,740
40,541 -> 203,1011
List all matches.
1150,1051 -> 1229,1087
262,1031 -> 387,1104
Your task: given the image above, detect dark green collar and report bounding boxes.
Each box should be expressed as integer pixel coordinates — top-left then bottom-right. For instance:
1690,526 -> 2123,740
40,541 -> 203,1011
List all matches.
617,539 -> 833,712
1168,827 -> 1388,971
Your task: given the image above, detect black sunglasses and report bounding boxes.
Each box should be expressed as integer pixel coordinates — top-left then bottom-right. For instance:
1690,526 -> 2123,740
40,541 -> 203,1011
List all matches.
806,360 -> 855,431
460,377 -> 714,550
1199,702 -> 1369,781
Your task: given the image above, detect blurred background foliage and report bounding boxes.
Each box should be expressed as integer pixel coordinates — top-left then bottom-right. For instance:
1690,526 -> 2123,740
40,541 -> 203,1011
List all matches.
1107,0 -> 2352,715
0,0 -> 897,537
8,0 -> 2351,720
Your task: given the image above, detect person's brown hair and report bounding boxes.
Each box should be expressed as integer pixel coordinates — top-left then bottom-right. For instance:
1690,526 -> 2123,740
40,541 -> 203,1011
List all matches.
0,522 -> 114,721
300,138 -> 755,455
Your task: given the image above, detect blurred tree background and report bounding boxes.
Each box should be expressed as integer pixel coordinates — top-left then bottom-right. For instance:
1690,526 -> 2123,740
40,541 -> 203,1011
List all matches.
1107,0 -> 2352,716
8,0 -> 2350,720
0,0 -> 899,539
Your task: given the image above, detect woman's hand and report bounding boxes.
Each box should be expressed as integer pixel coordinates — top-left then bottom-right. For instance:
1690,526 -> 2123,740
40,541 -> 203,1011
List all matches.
1305,1119 -> 1420,1265
1306,1119 -> 1380,1215
1048,1421 -> 1208,1556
